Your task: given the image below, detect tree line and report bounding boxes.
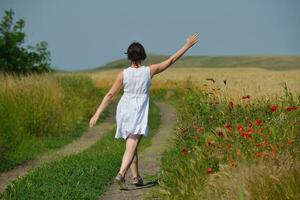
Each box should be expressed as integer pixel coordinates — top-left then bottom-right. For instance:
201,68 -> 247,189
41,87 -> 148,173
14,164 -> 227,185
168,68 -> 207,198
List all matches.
0,9 -> 54,75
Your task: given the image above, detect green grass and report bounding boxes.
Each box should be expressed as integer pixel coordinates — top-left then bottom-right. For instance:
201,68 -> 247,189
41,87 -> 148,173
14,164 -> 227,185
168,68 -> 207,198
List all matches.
76,54 -> 300,72
0,99 -> 161,200
0,73 -> 110,173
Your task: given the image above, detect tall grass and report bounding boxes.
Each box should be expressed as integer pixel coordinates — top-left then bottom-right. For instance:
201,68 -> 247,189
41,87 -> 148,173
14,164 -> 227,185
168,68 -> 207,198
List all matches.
154,80 -> 299,200
0,73 -> 109,173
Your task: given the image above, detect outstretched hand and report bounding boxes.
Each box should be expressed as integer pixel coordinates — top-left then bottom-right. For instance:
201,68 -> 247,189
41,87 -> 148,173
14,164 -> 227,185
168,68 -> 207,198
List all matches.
185,33 -> 199,47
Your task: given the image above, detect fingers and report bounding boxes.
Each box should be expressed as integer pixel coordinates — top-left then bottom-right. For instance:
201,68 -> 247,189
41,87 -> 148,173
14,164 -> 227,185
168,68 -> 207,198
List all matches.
188,33 -> 199,42
89,118 -> 96,128
192,33 -> 199,42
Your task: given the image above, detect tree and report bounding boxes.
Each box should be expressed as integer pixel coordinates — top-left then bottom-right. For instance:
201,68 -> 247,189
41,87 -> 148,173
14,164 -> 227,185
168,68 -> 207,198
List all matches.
0,9 -> 54,75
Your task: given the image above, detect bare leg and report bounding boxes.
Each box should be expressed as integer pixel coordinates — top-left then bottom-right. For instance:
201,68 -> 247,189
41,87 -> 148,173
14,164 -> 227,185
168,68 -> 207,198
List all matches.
130,145 -> 141,179
118,134 -> 142,177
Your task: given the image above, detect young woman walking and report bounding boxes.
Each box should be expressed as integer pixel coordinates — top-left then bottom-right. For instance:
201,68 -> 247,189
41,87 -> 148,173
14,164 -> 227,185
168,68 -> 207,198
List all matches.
89,33 -> 199,190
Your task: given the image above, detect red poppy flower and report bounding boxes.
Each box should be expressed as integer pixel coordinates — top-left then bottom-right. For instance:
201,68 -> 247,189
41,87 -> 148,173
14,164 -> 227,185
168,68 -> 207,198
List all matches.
217,131 -> 224,137
255,119 -> 263,126
248,122 -> 253,128
240,132 -> 250,138
228,101 -> 234,109
207,167 -> 213,174
237,124 -> 244,132
287,139 -> 293,144
247,129 -> 254,135
255,152 -> 264,158
256,140 -> 268,147
236,149 -> 241,156
285,106 -> 297,112
180,148 -> 188,155
242,95 -> 250,100
271,105 -> 278,112
271,147 -> 277,157
192,124 -> 203,133
224,123 -> 232,132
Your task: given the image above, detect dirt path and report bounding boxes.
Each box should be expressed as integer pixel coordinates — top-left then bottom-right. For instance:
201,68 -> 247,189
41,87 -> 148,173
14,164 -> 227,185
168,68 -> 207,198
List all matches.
98,101 -> 177,200
0,102 -> 117,193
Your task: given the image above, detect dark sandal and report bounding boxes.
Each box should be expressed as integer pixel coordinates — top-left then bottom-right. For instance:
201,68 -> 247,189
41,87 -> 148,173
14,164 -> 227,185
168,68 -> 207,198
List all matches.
132,176 -> 144,186
115,173 -> 128,190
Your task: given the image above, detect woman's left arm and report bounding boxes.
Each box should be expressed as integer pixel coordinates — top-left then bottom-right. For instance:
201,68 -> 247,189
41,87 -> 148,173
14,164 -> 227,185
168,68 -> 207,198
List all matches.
89,70 -> 123,128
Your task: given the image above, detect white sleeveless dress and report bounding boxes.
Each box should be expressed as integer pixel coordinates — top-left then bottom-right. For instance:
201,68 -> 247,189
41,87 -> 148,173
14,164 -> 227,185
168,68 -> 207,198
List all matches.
115,65 -> 152,140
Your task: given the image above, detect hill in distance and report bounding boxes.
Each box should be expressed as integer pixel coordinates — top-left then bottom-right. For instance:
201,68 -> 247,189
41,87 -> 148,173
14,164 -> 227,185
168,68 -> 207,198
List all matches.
75,54 -> 300,73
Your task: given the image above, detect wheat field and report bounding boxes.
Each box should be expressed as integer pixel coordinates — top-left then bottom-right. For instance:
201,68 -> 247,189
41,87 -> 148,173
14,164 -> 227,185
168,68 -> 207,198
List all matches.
81,67 -> 300,101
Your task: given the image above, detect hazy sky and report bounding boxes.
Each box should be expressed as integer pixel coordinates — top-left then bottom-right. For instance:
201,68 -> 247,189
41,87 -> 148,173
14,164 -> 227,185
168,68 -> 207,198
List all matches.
1,0 -> 299,71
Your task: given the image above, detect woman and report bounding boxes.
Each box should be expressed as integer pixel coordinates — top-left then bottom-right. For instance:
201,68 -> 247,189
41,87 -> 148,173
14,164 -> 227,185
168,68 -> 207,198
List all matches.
89,33 -> 199,190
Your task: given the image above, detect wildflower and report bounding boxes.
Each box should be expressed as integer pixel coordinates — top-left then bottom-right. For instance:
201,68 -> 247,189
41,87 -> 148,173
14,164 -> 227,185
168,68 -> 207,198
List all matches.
192,124 -> 203,133
228,101 -> 234,109
224,123 -> 232,132
180,148 -> 188,155
217,131 -> 224,137
271,105 -> 278,112
207,167 -> 213,174
242,95 -> 250,100
285,106 -> 297,112
248,122 -> 253,128
255,119 -> 263,126
247,129 -> 254,135
261,140 -> 268,146
227,143 -> 232,149
271,147 -> 277,157
255,140 -> 268,147
240,132 -> 250,138
236,149 -> 241,156
287,139 -> 294,144
255,152 -> 266,158
237,124 -> 244,132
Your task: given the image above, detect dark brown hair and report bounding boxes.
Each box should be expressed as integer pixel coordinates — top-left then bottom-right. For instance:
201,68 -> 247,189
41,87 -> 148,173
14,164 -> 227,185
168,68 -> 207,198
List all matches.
126,42 -> 147,62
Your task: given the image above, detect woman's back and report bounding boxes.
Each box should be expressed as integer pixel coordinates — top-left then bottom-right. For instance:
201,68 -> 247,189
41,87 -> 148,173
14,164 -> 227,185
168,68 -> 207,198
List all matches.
115,65 -> 152,139
123,65 -> 151,95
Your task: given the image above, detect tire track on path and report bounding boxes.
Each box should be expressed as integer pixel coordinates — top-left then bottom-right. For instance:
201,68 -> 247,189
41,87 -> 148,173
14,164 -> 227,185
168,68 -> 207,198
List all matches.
0,102 -> 117,193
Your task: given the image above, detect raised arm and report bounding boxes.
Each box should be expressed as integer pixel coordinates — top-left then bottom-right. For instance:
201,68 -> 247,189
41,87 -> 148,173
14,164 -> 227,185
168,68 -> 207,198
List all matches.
149,33 -> 199,78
